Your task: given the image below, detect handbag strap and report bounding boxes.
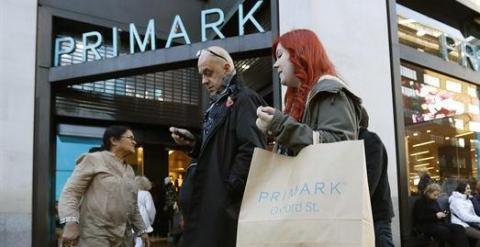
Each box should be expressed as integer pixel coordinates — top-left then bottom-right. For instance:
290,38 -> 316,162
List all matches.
312,131 -> 320,145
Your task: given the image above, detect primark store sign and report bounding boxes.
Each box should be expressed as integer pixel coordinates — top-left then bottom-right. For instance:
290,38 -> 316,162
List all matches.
53,1 -> 265,66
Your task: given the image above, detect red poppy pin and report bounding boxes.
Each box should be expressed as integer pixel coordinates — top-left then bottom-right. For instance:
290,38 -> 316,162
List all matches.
225,96 -> 234,108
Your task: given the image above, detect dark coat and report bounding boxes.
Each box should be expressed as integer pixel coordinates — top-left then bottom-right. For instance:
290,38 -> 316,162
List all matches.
413,195 -> 444,227
413,195 -> 469,246
359,128 -> 394,222
180,76 -> 266,247
471,194 -> 480,216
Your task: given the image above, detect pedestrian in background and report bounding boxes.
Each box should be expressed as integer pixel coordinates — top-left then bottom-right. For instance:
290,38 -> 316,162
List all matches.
414,183 -> 468,247
470,181 -> 480,216
359,107 -> 395,246
135,176 -> 156,247
449,182 -> 480,246
59,125 -> 150,247
163,176 -> 177,240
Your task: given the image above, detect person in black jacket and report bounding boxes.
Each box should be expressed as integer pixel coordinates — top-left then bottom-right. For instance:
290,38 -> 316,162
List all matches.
471,181 -> 480,216
169,46 -> 266,247
359,107 -> 394,246
413,183 -> 469,246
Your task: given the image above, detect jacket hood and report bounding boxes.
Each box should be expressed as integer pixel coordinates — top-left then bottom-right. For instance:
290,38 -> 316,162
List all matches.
449,191 -> 467,203
308,75 -> 362,106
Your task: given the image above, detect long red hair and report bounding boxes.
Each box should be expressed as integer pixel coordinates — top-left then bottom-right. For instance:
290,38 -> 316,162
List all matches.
273,29 -> 337,121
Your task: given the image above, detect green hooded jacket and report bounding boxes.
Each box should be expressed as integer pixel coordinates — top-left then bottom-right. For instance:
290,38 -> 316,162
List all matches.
268,75 -> 362,155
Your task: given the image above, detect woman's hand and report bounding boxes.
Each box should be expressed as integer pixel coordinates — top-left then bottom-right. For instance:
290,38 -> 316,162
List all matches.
62,222 -> 80,245
169,127 -> 196,147
256,106 -> 275,133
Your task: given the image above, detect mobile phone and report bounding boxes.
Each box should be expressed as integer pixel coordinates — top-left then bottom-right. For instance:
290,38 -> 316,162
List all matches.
174,130 -> 195,142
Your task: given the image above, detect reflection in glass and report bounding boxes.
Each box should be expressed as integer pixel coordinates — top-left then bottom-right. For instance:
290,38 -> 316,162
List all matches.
401,62 -> 480,195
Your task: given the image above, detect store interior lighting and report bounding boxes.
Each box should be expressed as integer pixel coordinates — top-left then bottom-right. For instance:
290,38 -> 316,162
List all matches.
416,29 -> 426,37
410,150 -> 430,156
412,140 -> 435,147
416,156 -> 435,162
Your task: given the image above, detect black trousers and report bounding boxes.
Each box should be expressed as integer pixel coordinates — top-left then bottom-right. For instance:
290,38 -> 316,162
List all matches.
420,223 -> 469,247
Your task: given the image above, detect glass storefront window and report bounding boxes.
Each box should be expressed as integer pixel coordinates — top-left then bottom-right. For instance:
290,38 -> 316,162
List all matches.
401,62 -> 480,195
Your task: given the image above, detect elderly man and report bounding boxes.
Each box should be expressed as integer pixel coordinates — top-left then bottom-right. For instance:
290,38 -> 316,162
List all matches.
170,46 -> 266,247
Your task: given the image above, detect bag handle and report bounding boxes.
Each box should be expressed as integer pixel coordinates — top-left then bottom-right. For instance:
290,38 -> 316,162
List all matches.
312,130 -> 320,145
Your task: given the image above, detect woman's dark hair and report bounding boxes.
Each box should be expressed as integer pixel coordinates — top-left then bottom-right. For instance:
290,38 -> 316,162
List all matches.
417,173 -> 432,194
455,182 -> 468,194
102,125 -> 131,151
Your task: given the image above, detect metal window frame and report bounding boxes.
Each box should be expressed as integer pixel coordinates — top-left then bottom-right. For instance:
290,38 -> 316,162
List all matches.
385,0 -> 409,245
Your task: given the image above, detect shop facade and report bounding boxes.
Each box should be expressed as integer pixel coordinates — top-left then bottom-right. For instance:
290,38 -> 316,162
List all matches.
3,0 -> 480,246
32,0 -> 278,245
394,1 -> 480,245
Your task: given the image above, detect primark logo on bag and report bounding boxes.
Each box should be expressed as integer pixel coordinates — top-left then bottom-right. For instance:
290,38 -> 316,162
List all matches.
256,181 -> 346,216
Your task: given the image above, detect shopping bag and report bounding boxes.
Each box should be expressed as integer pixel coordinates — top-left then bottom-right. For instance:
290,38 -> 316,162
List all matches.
237,140 -> 374,247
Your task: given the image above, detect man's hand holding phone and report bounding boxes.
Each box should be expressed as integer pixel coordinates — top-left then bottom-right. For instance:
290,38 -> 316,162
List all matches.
170,127 -> 196,147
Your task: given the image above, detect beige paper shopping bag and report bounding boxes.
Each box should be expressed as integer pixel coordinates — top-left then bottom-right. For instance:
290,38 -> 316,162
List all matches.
237,140 -> 374,247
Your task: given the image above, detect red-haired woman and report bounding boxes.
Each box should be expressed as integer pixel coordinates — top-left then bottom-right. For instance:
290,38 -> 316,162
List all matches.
256,29 -> 362,154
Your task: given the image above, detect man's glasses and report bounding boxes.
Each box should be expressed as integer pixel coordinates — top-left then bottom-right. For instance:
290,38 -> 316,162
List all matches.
196,49 -> 228,63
